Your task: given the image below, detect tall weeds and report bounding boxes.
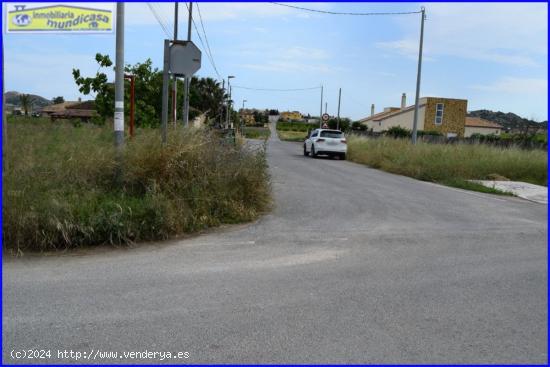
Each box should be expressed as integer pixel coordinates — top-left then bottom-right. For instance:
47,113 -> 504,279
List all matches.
348,136 -> 547,187
3,119 -> 270,252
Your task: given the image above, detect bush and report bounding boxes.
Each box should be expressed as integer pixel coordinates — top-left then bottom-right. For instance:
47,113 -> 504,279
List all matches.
3,119 -> 271,253
385,126 -> 411,138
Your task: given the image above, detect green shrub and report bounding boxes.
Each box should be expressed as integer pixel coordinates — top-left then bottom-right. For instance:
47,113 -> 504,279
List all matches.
3,119 -> 271,253
385,126 -> 411,138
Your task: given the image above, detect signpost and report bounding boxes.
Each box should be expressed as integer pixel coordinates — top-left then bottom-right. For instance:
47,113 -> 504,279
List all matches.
161,40 -> 202,142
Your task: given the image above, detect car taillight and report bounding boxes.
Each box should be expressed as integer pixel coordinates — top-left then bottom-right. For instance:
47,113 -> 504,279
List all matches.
341,139 -> 347,144
317,138 -> 325,142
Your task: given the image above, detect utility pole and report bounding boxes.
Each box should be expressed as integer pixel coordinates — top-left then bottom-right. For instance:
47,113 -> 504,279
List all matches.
319,85 -> 323,127
324,102 -> 327,115
242,99 -> 247,110
411,6 -> 425,145
182,2 -> 193,127
114,3 -> 125,152
337,88 -> 341,130
172,2 -> 178,126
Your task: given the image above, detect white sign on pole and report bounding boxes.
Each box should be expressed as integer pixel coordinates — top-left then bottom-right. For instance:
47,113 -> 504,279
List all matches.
169,41 -> 202,76
322,113 -> 330,122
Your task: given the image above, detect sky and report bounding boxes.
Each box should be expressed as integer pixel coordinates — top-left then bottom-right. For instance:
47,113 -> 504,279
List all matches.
3,2 -> 548,121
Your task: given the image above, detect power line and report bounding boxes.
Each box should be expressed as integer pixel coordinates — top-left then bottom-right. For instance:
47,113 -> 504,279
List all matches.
270,2 -> 421,16
232,85 -> 322,92
147,3 -> 170,37
184,2 -> 221,80
196,3 -> 221,79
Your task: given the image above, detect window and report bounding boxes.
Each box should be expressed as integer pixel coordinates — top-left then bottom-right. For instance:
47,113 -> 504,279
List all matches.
310,131 -> 318,138
320,130 -> 343,138
435,103 -> 444,125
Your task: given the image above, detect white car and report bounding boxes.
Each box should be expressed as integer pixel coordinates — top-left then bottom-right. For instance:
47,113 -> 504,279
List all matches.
304,129 -> 347,159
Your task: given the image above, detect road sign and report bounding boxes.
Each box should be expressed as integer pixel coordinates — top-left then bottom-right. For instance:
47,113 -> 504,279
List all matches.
322,123 -> 329,129
322,113 -> 330,122
169,41 -> 201,76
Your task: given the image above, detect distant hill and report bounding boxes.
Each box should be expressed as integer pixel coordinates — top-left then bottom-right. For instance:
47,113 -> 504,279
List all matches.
468,110 -> 547,132
5,91 -> 52,108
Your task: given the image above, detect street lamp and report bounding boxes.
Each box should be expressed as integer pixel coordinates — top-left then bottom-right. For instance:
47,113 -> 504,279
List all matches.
242,99 -> 247,110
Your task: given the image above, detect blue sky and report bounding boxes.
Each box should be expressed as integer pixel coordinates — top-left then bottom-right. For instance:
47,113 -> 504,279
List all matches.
3,2 -> 548,121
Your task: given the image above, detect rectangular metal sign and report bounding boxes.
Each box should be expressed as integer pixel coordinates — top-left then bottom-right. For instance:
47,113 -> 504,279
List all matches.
5,3 -> 114,33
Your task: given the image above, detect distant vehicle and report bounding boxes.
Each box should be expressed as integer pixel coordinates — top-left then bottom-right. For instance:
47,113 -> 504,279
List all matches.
303,129 -> 347,159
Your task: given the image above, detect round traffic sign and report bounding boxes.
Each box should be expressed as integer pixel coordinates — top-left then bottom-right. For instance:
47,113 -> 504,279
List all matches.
322,113 -> 330,122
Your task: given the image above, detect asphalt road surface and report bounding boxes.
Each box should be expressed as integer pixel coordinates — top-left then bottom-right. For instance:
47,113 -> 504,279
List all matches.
3,129 -> 547,364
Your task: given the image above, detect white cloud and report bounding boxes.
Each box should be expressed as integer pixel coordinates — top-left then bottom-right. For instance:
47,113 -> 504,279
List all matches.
471,77 -> 547,94
377,3 -> 547,67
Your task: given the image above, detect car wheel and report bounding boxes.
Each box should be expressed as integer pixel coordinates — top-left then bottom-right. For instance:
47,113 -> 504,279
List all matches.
303,144 -> 309,156
311,145 -> 317,158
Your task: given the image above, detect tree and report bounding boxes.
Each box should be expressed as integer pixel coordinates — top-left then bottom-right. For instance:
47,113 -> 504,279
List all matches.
52,96 -> 65,104
73,53 -> 114,121
73,54 -> 228,127
327,117 -> 351,132
19,94 -> 33,116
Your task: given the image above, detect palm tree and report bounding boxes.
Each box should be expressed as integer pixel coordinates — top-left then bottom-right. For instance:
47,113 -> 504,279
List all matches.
19,94 -> 33,116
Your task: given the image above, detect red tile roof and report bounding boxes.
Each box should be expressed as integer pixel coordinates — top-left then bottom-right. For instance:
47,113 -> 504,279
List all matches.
465,117 -> 502,129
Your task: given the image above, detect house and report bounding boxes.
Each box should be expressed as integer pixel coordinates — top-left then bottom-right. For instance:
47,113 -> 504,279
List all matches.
464,117 -> 503,137
43,100 -> 98,121
360,93 -> 468,138
41,101 -> 81,116
280,111 -> 302,121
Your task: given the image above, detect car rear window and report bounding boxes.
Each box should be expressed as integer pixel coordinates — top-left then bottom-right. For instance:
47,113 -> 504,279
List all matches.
320,130 -> 343,138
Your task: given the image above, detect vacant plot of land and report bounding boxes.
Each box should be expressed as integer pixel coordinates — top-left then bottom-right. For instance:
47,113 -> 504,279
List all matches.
348,136 -> 547,192
277,130 -> 308,142
3,118 -> 271,253
242,126 -> 270,140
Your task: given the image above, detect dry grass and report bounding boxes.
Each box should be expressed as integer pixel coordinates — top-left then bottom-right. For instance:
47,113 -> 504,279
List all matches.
348,136 -> 547,188
277,130 -> 307,142
3,118 -> 271,253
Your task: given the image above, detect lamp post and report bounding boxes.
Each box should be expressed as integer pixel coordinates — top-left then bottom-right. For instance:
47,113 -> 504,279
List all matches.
242,99 -> 247,110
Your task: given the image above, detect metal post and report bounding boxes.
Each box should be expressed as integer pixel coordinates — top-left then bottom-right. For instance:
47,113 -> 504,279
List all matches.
324,102 -> 327,115
114,3 -> 125,151
412,7 -> 425,145
2,38 -> 7,173
161,39 -> 170,143
228,85 -> 232,128
182,2 -> 193,127
171,2 -> 178,125
319,85 -> 323,127
125,74 -> 135,137
337,88 -> 341,130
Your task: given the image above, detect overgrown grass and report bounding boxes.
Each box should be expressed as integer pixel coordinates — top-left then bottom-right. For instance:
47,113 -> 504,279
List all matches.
277,130 -> 308,142
242,126 -> 270,140
277,121 -> 316,132
3,118 -> 271,253
348,136 -> 547,192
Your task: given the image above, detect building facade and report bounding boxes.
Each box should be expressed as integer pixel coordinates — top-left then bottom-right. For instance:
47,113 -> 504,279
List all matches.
360,95 -> 468,138
280,111 -> 303,121
464,117 -> 503,137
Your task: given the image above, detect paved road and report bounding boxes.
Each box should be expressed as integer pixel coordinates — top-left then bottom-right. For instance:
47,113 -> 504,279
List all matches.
3,129 -> 547,364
